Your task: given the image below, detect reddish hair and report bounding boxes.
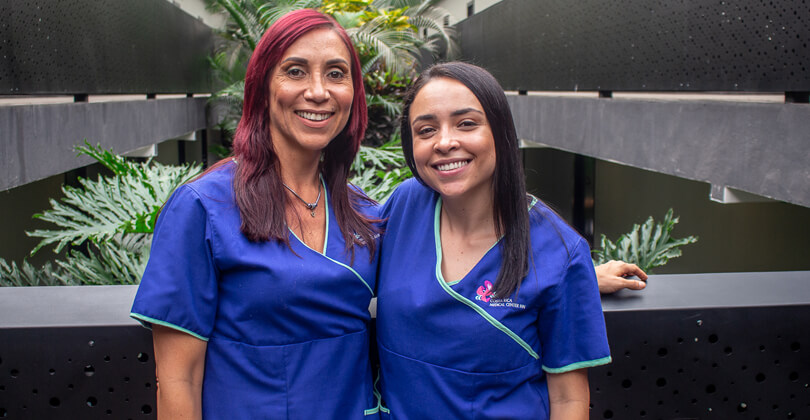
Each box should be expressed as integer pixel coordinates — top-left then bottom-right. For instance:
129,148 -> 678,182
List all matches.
226,9 -> 374,256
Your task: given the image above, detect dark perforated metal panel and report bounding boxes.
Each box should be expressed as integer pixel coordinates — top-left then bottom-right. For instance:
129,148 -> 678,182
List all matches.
0,0 -> 214,94
458,0 -> 810,91
591,306 -> 810,419
0,326 -> 155,419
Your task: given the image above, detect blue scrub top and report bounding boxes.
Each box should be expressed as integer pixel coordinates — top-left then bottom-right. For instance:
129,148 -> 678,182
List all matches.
131,161 -> 382,419
376,179 -> 610,419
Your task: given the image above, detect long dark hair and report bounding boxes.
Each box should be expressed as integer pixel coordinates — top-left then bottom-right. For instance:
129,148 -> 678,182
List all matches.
226,9 -> 375,256
400,62 -> 529,298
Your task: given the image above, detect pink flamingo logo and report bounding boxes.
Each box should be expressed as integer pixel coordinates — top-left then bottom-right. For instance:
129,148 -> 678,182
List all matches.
476,281 -> 495,302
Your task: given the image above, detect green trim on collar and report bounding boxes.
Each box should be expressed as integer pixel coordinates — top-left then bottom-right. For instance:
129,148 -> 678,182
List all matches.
288,228 -> 373,295
324,254 -> 374,295
130,313 -> 209,342
320,174 -> 329,253
287,176 -> 373,295
543,356 -> 613,373
432,198 -> 540,360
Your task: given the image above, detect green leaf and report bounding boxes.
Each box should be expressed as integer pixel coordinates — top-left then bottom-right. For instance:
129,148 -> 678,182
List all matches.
592,208 -> 697,273
27,146 -> 201,256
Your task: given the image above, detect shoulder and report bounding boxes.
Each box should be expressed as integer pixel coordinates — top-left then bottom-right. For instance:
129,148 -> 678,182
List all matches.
529,198 -> 587,255
183,161 -> 236,205
379,178 -> 436,219
388,178 -> 435,205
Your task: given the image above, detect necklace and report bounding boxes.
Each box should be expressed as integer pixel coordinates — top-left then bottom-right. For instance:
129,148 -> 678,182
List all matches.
283,181 -> 321,217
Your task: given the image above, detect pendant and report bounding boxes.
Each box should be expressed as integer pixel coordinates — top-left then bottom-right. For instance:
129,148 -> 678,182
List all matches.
310,210 -> 316,217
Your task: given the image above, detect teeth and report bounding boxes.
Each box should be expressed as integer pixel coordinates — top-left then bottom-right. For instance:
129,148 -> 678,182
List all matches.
296,111 -> 331,121
436,161 -> 469,171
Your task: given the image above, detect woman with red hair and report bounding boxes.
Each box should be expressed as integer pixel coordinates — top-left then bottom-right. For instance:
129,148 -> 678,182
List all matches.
131,9 -> 381,419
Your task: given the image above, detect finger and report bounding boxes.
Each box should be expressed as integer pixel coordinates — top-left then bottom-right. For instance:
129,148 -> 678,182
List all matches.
625,278 -> 646,290
622,263 -> 648,281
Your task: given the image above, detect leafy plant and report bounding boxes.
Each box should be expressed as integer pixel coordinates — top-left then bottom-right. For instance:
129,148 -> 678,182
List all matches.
0,143 -> 202,287
592,209 -> 698,273
54,235 -> 151,286
0,259 -> 75,287
350,133 -> 411,202
27,141 -> 201,256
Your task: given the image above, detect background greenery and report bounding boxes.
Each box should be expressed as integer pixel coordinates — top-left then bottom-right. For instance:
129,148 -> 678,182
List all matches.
0,143 -> 201,286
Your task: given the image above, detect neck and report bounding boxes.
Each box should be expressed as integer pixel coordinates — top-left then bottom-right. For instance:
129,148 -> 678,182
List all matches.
279,155 -> 321,193
440,190 -> 496,237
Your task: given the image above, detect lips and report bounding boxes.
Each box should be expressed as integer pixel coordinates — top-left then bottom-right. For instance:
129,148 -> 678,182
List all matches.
295,111 -> 333,121
434,160 -> 470,172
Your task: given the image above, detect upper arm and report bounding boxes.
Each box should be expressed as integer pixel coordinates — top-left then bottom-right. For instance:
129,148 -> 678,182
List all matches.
152,325 -> 207,385
152,325 -> 207,420
547,369 -> 589,419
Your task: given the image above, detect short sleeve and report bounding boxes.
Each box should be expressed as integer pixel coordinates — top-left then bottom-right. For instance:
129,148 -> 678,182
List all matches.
130,185 -> 218,341
537,237 -> 611,373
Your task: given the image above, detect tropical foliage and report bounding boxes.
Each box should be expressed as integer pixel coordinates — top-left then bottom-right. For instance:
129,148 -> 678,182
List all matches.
0,143 -> 201,286
592,209 -> 698,273
350,133 -> 411,203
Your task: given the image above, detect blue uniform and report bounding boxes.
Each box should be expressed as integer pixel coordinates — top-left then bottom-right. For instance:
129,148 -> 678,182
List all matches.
376,179 -> 610,419
131,161 -> 381,419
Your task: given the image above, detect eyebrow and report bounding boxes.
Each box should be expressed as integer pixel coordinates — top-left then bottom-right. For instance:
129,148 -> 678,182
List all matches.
411,108 -> 484,124
280,57 -> 350,67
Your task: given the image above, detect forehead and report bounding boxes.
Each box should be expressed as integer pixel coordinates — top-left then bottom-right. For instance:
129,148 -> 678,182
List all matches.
281,27 -> 351,61
411,77 -> 483,114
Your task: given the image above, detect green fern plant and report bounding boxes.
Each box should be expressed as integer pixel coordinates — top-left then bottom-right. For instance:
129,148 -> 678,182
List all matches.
592,209 -> 698,273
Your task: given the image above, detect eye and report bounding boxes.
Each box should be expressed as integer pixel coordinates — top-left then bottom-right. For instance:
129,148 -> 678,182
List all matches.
286,67 -> 306,78
458,119 -> 479,129
415,126 -> 436,137
326,68 -> 347,80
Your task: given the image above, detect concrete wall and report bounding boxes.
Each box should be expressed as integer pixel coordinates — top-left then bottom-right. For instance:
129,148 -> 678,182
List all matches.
524,147 -> 810,274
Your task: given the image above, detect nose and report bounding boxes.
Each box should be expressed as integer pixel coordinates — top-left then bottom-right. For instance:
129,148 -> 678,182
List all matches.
304,74 -> 329,103
434,127 -> 459,153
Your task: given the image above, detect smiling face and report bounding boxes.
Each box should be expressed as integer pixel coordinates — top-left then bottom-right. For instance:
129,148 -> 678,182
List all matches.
409,77 -> 497,203
267,28 -> 354,160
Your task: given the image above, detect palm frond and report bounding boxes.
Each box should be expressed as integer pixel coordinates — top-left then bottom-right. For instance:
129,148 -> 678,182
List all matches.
259,0 -> 323,26
350,18 -> 420,75
366,93 -> 402,117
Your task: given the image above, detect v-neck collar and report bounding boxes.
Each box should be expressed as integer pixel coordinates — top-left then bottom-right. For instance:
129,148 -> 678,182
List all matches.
432,194 -> 540,286
286,178 -> 374,295
287,175 -> 329,255
432,197 -> 502,287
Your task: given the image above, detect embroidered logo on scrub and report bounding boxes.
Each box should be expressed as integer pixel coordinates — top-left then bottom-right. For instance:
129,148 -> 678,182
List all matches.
475,280 -> 495,302
475,280 -> 526,309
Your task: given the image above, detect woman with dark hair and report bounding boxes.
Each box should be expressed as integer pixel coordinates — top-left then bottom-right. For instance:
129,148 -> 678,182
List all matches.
130,9 -> 382,419
375,62 -> 611,419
